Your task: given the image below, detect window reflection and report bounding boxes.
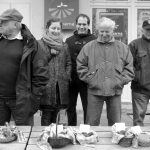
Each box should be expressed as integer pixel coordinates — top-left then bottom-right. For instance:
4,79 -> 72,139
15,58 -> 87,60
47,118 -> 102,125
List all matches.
92,8 -> 128,44
137,9 -> 150,38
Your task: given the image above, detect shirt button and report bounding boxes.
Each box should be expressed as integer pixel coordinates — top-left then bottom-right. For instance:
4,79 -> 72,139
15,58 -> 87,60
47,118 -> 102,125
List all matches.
106,47 -> 108,49
106,77 -> 108,79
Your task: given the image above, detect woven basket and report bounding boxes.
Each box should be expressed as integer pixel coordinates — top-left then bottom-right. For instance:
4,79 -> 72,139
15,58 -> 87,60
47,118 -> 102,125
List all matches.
138,133 -> 150,147
47,111 -> 71,148
118,136 -> 134,147
0,135 -> 17,143
48,137 -> 71,148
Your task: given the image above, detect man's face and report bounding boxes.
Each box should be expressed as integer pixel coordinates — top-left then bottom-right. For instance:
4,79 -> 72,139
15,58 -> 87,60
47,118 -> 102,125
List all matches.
98,25 -> 114,42
76,17 -> 89,35
142,28 -> 150,40
0,20 -> 15,36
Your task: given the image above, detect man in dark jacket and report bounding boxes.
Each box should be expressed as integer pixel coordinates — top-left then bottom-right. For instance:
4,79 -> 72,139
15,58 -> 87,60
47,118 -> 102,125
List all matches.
0,8 -> 49,125
65,14 -> 96,126
129,19 -> 150,126
77,17 -> 134,126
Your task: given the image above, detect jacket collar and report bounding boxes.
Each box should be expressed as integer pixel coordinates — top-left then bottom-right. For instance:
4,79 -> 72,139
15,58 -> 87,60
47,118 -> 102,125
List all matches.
97,36 -> 115,43
73,29 -> 92,38
142,35 -> 150,42
1,31 -> 23,40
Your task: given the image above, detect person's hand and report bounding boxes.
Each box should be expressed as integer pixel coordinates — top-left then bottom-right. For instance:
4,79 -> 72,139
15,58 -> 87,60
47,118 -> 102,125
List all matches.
51,49 -> 59,55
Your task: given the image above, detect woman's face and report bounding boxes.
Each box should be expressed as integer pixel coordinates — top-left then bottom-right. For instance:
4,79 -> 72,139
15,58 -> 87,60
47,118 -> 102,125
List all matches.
48,22 -> 61,37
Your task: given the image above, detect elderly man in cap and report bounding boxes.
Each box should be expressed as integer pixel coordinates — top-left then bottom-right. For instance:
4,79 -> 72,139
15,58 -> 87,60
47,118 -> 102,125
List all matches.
0,8 -> 49,125
129,19 -> 150,126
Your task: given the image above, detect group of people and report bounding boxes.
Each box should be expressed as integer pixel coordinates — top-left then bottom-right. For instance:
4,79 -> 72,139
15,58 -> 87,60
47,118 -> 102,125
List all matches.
0,8 -> 149,127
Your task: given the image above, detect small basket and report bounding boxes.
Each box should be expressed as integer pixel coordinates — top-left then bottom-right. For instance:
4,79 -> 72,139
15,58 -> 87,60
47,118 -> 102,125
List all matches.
138,133 -> 150,147
0,135 -> 17,143
47,111 -> 71,148
48,137 -> 70,148
118,136 -> 134,147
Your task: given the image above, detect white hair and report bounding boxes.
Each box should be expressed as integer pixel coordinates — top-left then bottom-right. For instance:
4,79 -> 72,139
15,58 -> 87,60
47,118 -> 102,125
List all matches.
97,17 -> 116,30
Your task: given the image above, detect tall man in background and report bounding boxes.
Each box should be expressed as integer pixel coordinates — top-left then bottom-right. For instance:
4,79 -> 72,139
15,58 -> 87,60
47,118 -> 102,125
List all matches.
0,8 -> 49,125
129,19 -> 150,126
65,14 -> 96,126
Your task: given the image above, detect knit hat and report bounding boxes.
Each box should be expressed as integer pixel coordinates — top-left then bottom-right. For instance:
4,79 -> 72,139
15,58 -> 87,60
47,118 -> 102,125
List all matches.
0,8 -> 23,22
142,19 -> 150,29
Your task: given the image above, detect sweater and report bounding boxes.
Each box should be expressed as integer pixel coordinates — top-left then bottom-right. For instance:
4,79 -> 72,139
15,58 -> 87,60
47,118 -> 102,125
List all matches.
0,37 -> 23,97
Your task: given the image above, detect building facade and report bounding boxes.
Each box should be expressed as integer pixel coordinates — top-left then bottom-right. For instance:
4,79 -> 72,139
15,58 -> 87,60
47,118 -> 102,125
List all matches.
0,0 -> 150,102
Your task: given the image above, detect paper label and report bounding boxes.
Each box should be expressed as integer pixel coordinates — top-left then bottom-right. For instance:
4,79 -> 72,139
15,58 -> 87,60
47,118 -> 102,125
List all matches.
115,123 -> 125,132
79,124 -> 90,133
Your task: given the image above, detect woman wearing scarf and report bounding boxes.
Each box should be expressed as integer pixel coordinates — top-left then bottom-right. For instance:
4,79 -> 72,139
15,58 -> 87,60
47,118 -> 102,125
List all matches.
38,16 -> 72,126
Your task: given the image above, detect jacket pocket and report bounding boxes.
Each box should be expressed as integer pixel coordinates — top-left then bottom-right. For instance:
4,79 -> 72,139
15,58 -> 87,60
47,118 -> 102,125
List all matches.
28,93 -> 40,116
136,51 -> 147,84
15,92 -> 40,124
88,64 -> 102,90
136,51 -> 147,68
115,64 -> 123,88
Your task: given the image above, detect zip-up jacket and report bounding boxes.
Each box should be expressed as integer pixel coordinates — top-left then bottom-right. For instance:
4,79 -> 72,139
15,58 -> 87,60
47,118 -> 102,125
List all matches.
77,39 -> 134,96
65,29 -> 96,84
129,36 -> 150,95
3,24 -> 49,124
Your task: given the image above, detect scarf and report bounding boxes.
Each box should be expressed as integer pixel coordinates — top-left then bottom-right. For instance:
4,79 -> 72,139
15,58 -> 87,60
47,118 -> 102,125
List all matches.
42,30 -> 64,51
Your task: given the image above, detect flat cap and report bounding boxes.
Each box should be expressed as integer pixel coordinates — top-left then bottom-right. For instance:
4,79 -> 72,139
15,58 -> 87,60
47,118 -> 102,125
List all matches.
0,8 -> 23,22
142,19 -> 150,29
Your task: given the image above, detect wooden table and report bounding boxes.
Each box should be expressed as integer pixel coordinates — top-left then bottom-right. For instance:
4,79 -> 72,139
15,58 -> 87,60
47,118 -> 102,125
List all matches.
27,126 -> 150,150
0,126 -> 31,150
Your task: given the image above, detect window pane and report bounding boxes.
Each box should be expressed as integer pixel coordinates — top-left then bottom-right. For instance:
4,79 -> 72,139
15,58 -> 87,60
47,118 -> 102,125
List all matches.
92,8 -> 128,44
92,0 -> 128,2
137,9 -> 150,38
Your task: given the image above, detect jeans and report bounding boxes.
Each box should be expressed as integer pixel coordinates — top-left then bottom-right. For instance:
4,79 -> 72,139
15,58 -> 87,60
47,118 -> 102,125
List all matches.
67,79 -> 87,126
132,91 -> 149,126
0,97 -> 16,125
0,97 -> 34,126
41,109 -> 59,126
86,94 -> 121,126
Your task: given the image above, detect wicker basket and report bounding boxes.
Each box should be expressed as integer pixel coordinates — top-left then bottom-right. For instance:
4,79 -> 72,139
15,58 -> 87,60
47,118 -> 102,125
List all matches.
48,137 -> 70,148
138,133 -> 150,147
118,136 -> 134,147
47,111 -> 71,148
0,135 -> 17,143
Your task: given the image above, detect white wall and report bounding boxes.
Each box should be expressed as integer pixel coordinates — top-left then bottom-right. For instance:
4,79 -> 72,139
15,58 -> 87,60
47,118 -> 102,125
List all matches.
32,0 -> 44,40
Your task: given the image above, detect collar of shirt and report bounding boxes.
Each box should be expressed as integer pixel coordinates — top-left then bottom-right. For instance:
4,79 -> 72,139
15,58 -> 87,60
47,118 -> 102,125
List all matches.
1,31 -> 23,40
97,36 -> 115,43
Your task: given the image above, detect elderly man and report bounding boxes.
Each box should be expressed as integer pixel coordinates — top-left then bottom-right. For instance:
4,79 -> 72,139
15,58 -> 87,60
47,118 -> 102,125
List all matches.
65,14 -> 96,126
129,19 -> 150,126
77,17 -> 134,126
0,8 -> 49,125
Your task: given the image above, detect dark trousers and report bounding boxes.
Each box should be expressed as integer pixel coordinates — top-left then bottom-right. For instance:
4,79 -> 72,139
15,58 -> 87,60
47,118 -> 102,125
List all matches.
41,110 -> 59,126
86,94 -> 121,126
67,79 -> 87,126
132,91 -> 149,126
0,97 -> 34,126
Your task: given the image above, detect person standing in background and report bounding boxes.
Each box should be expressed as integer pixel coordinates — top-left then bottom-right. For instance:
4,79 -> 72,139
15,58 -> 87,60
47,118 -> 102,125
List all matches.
129,19 -> 150,126
39,16 -> 72,126
0,8 -> 49,125
65,14 -> 96,126
77,17 -> 134,126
